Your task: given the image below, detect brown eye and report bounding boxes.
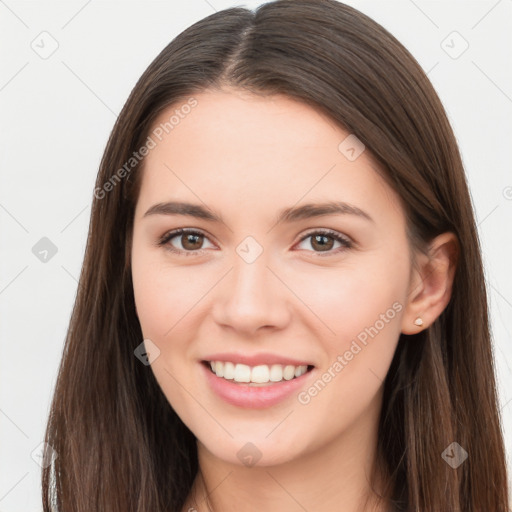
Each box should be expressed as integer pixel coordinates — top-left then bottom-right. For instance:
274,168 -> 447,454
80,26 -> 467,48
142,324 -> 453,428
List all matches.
296,230 -> 352,256
310,234 -> 335,251
181,232 -> 204,250
158,229 -> 215,255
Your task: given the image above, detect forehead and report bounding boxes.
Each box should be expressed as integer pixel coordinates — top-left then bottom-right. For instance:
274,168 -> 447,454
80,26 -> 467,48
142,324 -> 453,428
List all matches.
149,88 -> 348,160
135,88 -> 402,225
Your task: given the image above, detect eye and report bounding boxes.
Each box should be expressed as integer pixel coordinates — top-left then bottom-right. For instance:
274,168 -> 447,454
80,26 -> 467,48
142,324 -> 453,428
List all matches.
295,229 -> 352,256
157,228 -> 352,257
158,228 -> 216,255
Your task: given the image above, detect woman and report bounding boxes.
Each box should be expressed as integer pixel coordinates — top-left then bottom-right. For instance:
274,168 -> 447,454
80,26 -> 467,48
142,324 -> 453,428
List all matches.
41,0 -> 510,510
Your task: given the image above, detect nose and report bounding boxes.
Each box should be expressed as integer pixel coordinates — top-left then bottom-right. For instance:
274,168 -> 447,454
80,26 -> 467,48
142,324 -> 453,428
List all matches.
211,248 -> 292,337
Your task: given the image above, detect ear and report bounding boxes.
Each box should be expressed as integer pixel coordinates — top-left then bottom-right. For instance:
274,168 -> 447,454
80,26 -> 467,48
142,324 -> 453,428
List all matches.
401,232 -> 459,334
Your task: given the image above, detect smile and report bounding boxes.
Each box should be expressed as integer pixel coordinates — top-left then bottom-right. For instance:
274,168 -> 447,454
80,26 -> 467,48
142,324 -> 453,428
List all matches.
200,359 -> 316,408
204,360 -> 313,384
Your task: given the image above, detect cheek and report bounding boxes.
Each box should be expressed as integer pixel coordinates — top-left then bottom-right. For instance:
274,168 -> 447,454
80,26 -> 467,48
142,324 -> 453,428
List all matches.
288,271 -> 404,449
291,257 -> 406,348
131,247 -> 206,421
131,245 -> 208,340
290,255 -> 406,411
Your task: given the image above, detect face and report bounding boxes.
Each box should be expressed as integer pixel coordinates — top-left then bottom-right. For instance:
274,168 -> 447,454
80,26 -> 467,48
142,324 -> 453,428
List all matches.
131,88 -> 413,467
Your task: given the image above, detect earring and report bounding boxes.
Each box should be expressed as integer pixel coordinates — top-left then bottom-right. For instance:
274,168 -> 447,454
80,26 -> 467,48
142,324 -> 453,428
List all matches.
414,317 -> 423,326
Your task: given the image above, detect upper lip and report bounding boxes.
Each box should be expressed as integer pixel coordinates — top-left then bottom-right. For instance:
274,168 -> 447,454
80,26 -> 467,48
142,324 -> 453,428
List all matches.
202,352 -> 314,367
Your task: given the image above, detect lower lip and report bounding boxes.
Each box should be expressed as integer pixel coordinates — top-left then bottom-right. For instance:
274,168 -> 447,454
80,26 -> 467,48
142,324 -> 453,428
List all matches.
201,362 -> 314,409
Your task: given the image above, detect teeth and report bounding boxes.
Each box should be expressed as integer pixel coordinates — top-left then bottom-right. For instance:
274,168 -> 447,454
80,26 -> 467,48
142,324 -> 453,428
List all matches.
208,361 -> 309,383
269,364 -> 283,382
223,361 -> 235,380
251,365 -> 269,383
234,363 -> 251,382
283,365 -> 296,380
214,361 -> 224,377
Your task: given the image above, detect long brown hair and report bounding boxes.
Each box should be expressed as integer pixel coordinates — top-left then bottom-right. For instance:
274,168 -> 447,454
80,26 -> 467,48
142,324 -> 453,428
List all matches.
42,1 -> 510,510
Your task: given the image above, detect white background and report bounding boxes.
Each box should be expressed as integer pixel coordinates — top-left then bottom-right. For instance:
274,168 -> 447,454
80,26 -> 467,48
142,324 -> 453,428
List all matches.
1,0 -> 511,510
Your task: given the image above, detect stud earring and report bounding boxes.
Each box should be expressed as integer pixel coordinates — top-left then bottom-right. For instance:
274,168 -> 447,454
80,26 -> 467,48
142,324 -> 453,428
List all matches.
414,317 -> 423,326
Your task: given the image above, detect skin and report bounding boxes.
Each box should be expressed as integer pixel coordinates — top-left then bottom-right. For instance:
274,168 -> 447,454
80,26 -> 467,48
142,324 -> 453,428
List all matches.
130,87 -> 458,512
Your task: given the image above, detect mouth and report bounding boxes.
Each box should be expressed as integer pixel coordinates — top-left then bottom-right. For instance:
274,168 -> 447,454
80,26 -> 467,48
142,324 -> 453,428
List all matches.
202,360 -> 315,387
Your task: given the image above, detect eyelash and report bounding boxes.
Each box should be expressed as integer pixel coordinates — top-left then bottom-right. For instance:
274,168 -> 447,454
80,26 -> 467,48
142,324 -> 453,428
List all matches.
157,228 -> 353,257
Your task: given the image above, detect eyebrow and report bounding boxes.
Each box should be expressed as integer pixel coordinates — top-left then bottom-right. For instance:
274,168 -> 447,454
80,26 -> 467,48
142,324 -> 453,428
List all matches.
143,200 -> 374,224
